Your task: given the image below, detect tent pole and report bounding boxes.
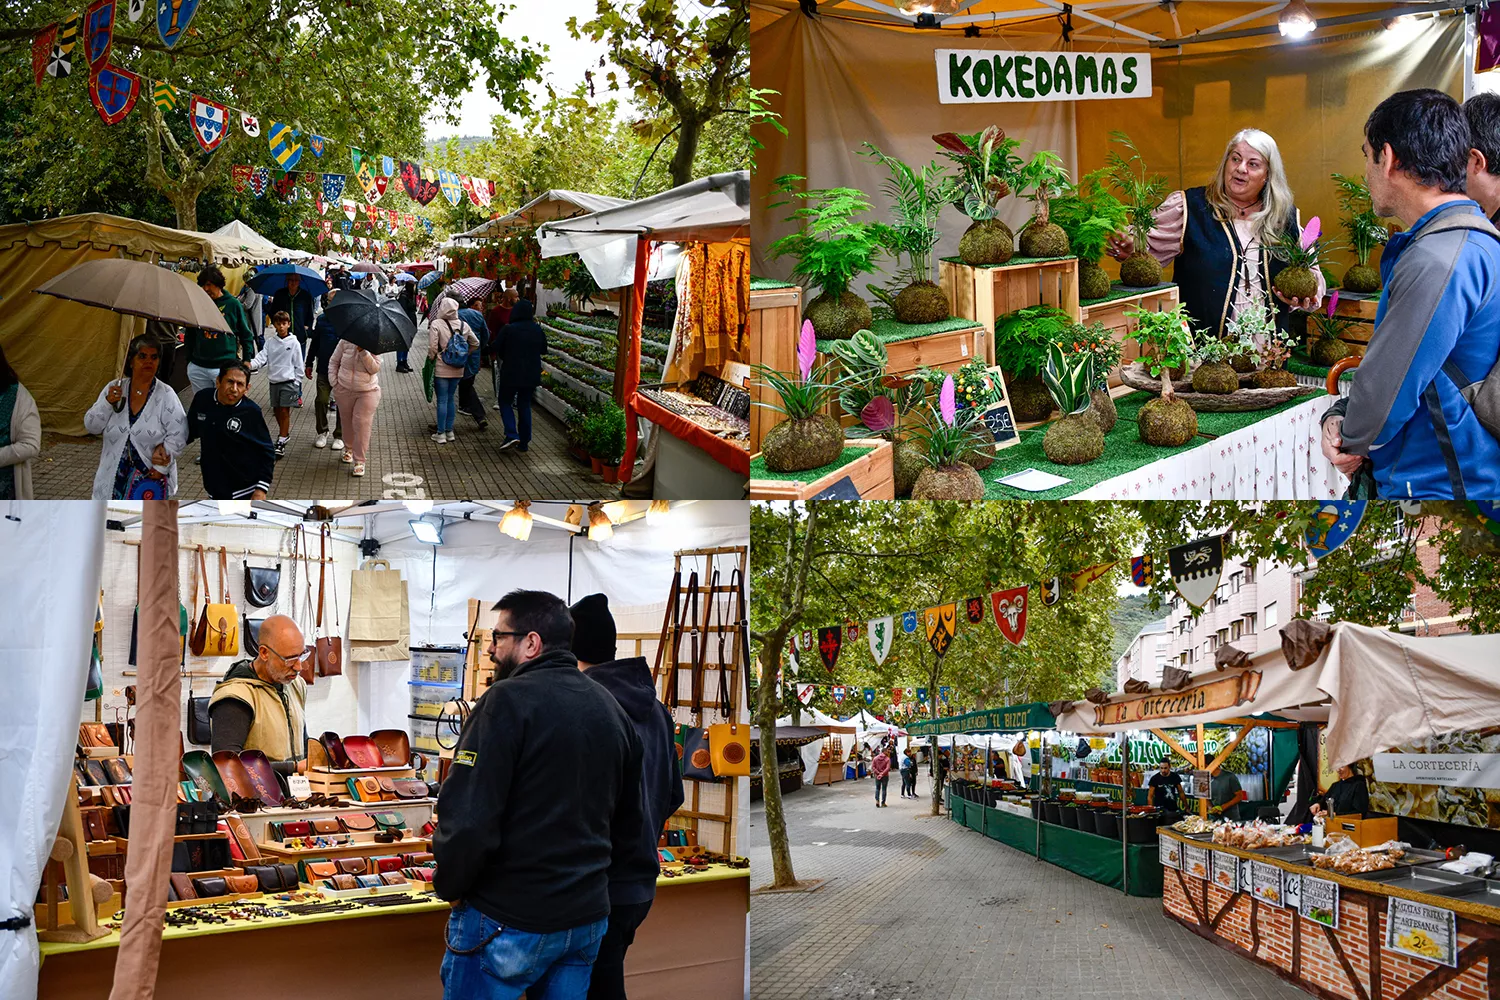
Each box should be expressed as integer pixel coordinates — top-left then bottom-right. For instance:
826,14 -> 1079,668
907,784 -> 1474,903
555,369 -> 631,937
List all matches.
1121,732 -> 1130,895
618,234 -> 651,485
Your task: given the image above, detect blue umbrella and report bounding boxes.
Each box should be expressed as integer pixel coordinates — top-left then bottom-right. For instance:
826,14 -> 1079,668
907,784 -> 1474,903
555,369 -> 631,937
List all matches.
246,263 -> 328,297
417,270 -> 442,290
394,272 -> 418,283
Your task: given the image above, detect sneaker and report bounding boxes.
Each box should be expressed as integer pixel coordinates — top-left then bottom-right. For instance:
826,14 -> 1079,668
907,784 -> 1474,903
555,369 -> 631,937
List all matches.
395,363 -> 413,373
498,437 -> 519,452
352,463 -> 365,477
332,437 -> 344,451
275,442 -> 287,460
194,455 -> 202,465
314,434 -> 329,449
446,431 -> 457,443
431,433 -> 447,444
341,450 -> 354,464
476,420 -> 488,431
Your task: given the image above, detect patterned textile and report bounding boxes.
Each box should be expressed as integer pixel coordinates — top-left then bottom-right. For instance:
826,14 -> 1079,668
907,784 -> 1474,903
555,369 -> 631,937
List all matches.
685,241 -> 749,369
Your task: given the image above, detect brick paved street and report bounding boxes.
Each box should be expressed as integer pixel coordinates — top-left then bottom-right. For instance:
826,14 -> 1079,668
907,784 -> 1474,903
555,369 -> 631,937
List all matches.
31,321 -> 627,500
749,775 -> 1308,1000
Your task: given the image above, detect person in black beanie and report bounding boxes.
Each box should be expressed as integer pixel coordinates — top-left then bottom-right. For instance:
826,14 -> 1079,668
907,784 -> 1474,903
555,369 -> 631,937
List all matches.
571,593 -> 684,1000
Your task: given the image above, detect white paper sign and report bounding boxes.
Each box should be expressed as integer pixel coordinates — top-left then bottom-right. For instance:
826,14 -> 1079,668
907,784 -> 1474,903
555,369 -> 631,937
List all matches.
936,49 -> 1153,104
1251,861 -> 1285,906
1210,849 -> 1238,892
1300,876 -> 1339,928
1159,834 -> 1181,869
1183,844 -> 1210,880
1372,752 -> 1500,789
1284,873 -> 1302,911
287,775 -> 312,799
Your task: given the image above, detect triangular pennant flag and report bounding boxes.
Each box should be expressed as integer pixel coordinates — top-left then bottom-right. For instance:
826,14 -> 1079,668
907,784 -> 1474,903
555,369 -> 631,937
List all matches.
342,200 -> 356,222
271,170 -> 299,204
940,686 -> 950,704
322,174 -> 346,204
32,25 -> 56,85
340,220 -> 352,235
238,111 -> 260,137
1067,561 -> 1118,592
88,63 -> 139,125
230,164 -> 251,193
84,0 -> 115,72
157,0 -> 200,48
816,626 -> 842,675
1305,502 -> 1368,559
867,616 -> 893,666
1130,555 -> 1154,587
308,134 -> 326,158
923,604 -> 957,656
152,79 -> 179,112
832,685 -> 845,704
267,122 -> 302,170
48,15 -> 79,78
188,95 -> 227,152
990,587 -> 1027,645
420,217 -> 434,234
1167,534 -> 1227,609
249,166 -> 269,198
364,175 -> 387,204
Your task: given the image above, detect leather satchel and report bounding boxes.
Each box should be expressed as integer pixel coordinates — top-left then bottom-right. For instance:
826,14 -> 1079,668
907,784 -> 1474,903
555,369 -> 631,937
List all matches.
187,689 -> 213,746
191,877 -> 229,898
337,858 -> 368,875
226,874 -> 259,894
302,861 -> 339,882
190,547 -> 239,657
243,615 -> 267,656
378,777 -> 398,800
392,779 -> 428,800
339,812 -> 376,833
402,852 -> 434,866
332,874 -> 358,890
315,525 -> 343,676
169,873 -> 197,900
246,865 -> 283,892
707,722 -> 750,778
244,562 -> 281,608
680,726 -> 720,783
312,818 -> 341,835
274,863 -> 299,888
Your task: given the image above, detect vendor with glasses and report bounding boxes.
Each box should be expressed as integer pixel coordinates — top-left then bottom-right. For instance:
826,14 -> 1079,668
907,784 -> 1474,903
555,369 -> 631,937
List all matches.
209,614 -> 313,777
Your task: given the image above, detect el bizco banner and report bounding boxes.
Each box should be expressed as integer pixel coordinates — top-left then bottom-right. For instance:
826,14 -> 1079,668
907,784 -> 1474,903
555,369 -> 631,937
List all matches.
936,48 -> 1152,104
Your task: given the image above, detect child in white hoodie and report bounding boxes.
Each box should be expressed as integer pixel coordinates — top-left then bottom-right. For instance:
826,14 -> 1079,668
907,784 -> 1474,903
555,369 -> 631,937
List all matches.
250,310 -> 306,458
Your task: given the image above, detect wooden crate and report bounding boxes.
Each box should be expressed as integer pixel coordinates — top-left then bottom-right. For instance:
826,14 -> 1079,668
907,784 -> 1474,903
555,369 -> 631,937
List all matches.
1080,283 -> 1180,387
816,322 -> 985,381
306,765 -> 417,798
940,256 -> 1081,364
748,281 -> 801,456
1331,290 -> 1378,356
749,439 -> 894,500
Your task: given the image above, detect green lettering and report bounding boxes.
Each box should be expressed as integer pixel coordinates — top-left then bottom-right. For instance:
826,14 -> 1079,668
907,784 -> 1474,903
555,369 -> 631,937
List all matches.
1015,55 -> 1034,99
1035,55 -> 1052,96
973,54 -> 993,97
1075,55 -> 1098,93
949,53 -> 973,98
1122,56 -> 1139,94
1053,55 -> 1073,95
995,56 -> 1016,98
1102,58 -> 1118,94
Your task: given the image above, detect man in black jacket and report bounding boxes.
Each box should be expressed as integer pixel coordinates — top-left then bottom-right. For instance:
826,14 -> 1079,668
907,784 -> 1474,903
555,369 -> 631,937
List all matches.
435,590 -> 644,1000
493,297 -> 546,453
570,594 -> 684,1000
186,362 -> 274,499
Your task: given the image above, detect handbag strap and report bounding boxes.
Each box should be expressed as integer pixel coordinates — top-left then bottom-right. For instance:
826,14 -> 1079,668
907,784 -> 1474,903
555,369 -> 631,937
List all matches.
218,546 -> 230,603
731,567 -> 751,708
325,525 -> 340,630
300,529 -> 316,633
686,570 -> 703,720
652,570 -> 681,684
707,569 -> 730,722
195,546 -> 208,607
316,525 -> 327,631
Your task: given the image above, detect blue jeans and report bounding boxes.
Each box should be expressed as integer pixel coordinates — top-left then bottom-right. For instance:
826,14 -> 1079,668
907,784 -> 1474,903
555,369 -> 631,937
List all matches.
875,775 -> 889,804
441,903 -> 607,1000
435,377 -> 460,433
498,386 -> 534,446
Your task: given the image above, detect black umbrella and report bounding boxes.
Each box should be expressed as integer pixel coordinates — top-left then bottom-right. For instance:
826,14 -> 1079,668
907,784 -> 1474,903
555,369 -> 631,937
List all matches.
322,287 -> 416,354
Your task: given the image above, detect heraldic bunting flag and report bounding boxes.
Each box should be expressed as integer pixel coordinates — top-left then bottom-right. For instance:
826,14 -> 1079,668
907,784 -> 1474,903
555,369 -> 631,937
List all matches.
816,626 -> 842,674
990,586 -> 1027,645
867,616 -> 893,666
267,122 -> 302,170
924,603 -> 957,656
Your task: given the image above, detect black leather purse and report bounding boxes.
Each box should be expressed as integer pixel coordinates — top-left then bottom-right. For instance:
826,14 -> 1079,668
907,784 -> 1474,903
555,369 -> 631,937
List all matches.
187,689 -> 212,746
192,876 -> 228,898
246,865 -> 283,892
244,615 -> 267,656
244,562 -> 281,608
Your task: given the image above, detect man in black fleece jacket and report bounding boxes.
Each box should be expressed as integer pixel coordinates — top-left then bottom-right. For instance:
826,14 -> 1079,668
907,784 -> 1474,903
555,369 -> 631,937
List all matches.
570,594 -> 685,1000
435,589 -> 644,1000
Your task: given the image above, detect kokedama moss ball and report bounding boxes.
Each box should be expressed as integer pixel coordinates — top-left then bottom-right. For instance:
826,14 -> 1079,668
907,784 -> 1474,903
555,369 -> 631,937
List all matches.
893,438 -> 928,498
1120,254 -> 1162,288
912,462 -> 985,500
1191,361 -> 1240,395
958,219 -> 1014,266
1090,388 -> 1117,433
963,422 -> 997,470
1343,264 -> 1381,293
1008,377 -> 1055,423
1019,222 -> 1070,259
1229,353 -> 1257,373
1311,336 -> 1351,367
1273,266 -> 1319,301
892,280 -> 950,325
1138,396 -> 1199,446
804,291 -> 872,341
1043,412 -> 1105,465
1250,368 -> 1299,388
760,414 -> 844,473
1079,261 -> 1112,301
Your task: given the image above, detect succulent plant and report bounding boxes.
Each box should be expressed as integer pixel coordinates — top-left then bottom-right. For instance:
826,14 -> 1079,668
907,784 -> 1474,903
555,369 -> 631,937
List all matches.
1267,216 -> 1343,302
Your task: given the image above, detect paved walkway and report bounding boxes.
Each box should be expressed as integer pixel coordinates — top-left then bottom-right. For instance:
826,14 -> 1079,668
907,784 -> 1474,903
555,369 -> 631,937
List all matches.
749,775 -> 1307,1000
31,321 -> 626,500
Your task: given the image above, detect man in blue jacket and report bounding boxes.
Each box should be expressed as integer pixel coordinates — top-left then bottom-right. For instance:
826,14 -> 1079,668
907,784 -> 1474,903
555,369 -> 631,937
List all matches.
1321,89 -> 1500,498
571,593 -> 685,1000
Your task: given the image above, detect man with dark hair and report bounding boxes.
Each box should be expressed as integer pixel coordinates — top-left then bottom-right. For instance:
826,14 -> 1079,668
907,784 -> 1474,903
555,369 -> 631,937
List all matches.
186,362 -> 274,499
569,594 -> 683,1000
185,265 -> 258,396
269,272 -> 316,357
1465,92 -> 1500,222
435,589 -> 643,1000
1320,88 -> 1500,498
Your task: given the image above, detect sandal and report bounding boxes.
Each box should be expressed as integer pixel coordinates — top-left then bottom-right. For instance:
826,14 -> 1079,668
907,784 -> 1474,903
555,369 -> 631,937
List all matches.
340,450 -> 353,464
352,463 -> 365,477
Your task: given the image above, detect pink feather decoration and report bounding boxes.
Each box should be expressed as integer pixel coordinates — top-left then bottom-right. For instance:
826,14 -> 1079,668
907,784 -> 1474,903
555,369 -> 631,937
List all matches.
939,375 -> 957,427
1326,290 -> 1340,317
797,320 -> 816,382
1300,216 -> 1321,250
861,396 -> 896,433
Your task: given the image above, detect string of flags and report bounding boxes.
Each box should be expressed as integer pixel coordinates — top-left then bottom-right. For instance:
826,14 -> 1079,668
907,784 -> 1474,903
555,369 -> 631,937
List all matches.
795,684 -> 951,709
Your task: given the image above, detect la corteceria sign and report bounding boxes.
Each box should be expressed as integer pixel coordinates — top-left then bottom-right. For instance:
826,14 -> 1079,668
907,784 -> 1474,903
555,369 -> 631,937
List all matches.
936,49 -> 1153,104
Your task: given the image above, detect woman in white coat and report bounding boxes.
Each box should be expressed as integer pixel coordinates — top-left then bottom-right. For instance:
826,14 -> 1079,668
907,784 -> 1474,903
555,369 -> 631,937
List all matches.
84,335 -> 189,499
0,343 -> 41,499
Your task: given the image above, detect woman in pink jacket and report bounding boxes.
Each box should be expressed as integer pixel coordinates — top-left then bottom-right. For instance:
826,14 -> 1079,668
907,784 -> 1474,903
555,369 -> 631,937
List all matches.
427,296 -> 480,444
326,337 -> 382,477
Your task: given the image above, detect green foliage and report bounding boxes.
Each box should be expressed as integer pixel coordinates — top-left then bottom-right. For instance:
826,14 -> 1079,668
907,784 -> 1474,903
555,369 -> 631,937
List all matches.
1332,172 -> 1392,265
765,175 -> 884,300
827,330 -> 927,434
993,305 -> 1073,381
1128,304 -> 1197,377
1042,343 -> 1094,415
1049,168 -> 1129,264
932,127 -> 1023,222
1266,225 -> 1344,272
1228,292 -> 1295,369
860,142 -> 956,286
951,359 -> 1000,410
1106,132 -> 1169,254
1015,150 -> 1071,223
752,362 -> 845,420
912,406 -> 984,469
1312,313 -> 1362,345
580,401 -> 626,462
1061,322 -> 1121,390
746,88 -> 788,163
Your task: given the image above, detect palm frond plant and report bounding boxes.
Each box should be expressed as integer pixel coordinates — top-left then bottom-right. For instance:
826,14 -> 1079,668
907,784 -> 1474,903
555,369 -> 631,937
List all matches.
1051,168 -> 1130,299
1307,291 -> 1357,368
1128,304 -> 1200,445
1106,132 -> 1170,287
753,321 -> 849,471
1266,216 -> 1344,303
1041,342 -> 1104,464
860,143 -> 957,324
1331,173 -> 1390,292
932,127 -> 1025,265
766,174 -> 884,340
1015,150 -> 1074,258
909,374 -> 986,499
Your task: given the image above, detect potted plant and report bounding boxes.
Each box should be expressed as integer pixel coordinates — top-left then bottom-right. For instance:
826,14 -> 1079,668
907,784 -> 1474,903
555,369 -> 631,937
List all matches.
766,175 -> 884,340
1050,168 -> 1129,300
1015,150 -> 1073,259
910,375 -> 986,500
1189,336 -> 1240,395
1107,132 -> 1170,288
595,403 -> 626,483
951,359 -> 1002,469
1128,305 -> 1199,446
1332,173 -> 1390,293
994,305 -> 1073,421
1062,324 -> 1122,431
1308,292 -> 1357,368
827,330 -> 932,496
933,127 -> 1024,266
753,321 -> 847,471
1267,216 -> 1341,302
860,143 -> 956,324
1040,343 -> 1104,465
1230,292 -> 1302,388
564,406 -> 592,464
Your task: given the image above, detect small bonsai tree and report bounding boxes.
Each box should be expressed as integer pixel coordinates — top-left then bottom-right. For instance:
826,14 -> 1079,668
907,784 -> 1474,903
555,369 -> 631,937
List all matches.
1229,291 -> 1301,388
910,374 -> 985,500
1015,150 -> 1073,259
753,321 -> 848,471
1051,168 -> 1129,300
1267,216 -> 1342,303
766,175 -> 884,340
1041,343 -> 1104,465
933,127 -> 1024,266
1128,304 -> 1199,446
860,142 -> 957,325
1107,131 -> 1170,287
1332,173 -> 1390,293
1062,322 -> 1122,431
993,305 -> 1074,421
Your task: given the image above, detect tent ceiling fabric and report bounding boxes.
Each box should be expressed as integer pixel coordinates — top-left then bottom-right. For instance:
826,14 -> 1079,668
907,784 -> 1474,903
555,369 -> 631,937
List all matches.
536,172 -> 751,256
0,212 -> 216,260
204,220 -> 307,265
453,189 -> 632,242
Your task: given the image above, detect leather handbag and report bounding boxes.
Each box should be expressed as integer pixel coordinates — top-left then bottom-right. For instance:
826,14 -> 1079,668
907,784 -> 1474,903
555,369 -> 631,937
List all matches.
78,722 -> 113,748
404,867 -> 435,882
102,758 -> 133,785
707,722 -> 750,777
393,779 -> 428,800
348,777 -> 381,802
332,874 -> 358,890
402,852 -> 434,866
187,686 -> 213,746
314,525 -> 343,676
312,818 -> 341,835
191,877 -> 229,898
169,873 -> 198,900
190,546 -> 240,657
244,560 -> 281,608
378,777 -> 398,799
174,803 -> 194,836
372,813 -> 405,834
243,615 -> 267,656
191,801 -> 217,834
274,863 -> 299,888
302,861 -> 339,882
226,874 -> 259,894
320,732 -> 353,769
337,858 -> 368,875
680,726 -> 719,782
246,865 -> 282,892
339,812 -> 376,833
373,856 -> 403,873
381,872 -> 408,886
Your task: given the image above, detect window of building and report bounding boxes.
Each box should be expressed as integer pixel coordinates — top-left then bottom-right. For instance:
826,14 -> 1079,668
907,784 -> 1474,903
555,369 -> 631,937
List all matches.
1217,628 -> 1229,646
1231,620 -> 1243,640
1244,565 -> 1256,585
1265,602 -> 1279,630
1244,613 -> 1257,634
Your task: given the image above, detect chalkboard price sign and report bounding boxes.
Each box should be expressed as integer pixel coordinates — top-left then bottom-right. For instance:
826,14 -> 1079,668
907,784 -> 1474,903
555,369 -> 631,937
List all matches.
812,476 -> 861,500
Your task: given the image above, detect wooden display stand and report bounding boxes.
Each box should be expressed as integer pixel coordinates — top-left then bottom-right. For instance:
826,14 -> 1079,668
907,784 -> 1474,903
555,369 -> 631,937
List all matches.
256,836 -> 431,861
305,764 -> 418,799
940,256 -> 1082,364
464,603 -> 660,703
1080,283 -> 1181,387
36,775 -> 110,943
749,438 -> 894,500
1331,289 -> 1379,356
818,320 -> 987,385
748,279 -> 801,455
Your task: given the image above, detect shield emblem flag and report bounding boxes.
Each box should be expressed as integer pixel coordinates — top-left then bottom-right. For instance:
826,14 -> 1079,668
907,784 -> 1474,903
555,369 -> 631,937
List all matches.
189,96 -> 226,152
1305,501 -> 1367,559
249,167 -> 269,198
1068,561 -> 1118,592
239,112 -> 260,137
151,80 -> 178,112
965,596 -> 984,624
816,626 -> 842,674
342,200 -> 356,222
49,14 -> 79,78
88,63 -> 139,124
84,0 -> 114,71
308,134 -> 326,157
267,122 -> 302,170
917,687 -> 928,704
157,0 -> 200,47
462,175 -> 480,205
322,174 -> 345,204
271,171 -> 299,204
990,586 -> 1027,645
381,156 -> 394,177
1131,555 -> 1154,587
473,178 -> 492,206
892,687 -> 903,706
799,630 -> 813,654
1167,533 -> 1227,609
924,603 -> 957,656
796,684 -> 815,706
364,175 -> 388,205
868,616 -> 893,666
901,610 -> 918,634
127,0 -> 143,22
31,25 -> 55,85
1039,577 -> 1062,606
845,620 -> 862,644
400,161 -> 421,198
940,686 -> 950,704
864,688 -> 876,706
832,686 -> 845,704
230,164 -> 251,192
439,170 -> 463,206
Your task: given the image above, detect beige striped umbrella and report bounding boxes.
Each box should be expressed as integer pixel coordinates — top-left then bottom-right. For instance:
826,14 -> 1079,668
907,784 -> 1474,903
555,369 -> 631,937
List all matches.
33,258 -> 231,332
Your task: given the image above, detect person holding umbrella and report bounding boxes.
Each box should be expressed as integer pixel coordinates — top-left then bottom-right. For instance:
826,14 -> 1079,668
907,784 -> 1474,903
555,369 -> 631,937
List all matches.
84,335 -> 188,499
248,265 -> 326,359
187,362 -> 275,499
185,266 -> 257,396
322,287 -> 417,476
395,279 -> 419,373
238,267 -> 266,349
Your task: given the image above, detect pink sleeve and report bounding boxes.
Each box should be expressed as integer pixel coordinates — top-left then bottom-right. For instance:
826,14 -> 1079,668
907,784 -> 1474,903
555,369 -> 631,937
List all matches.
327,341 -> 344,385
359,350 -> 382,375
1146,190 -> 1188,266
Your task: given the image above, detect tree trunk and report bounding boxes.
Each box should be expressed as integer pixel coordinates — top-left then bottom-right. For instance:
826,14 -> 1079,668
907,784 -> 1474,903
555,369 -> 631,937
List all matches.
756,633 -> 797,888
143,100 -> 230,231
667,112 -> 703,188
929,650 -> 945,816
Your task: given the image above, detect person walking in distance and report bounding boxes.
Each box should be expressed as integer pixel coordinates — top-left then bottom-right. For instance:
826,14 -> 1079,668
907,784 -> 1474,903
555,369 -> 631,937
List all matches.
871,747 -> 892,807
326,334 -> 381,478
493,297 -> 546,453
184,266 -> 257,397
248,311 -> 306,460
428,296 -> 480,444
306,291 -> 345,453
900,747 -> 918,799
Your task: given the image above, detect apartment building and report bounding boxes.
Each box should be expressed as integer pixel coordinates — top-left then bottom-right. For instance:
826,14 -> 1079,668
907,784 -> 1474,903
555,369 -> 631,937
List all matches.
1115,617 -> 1171,690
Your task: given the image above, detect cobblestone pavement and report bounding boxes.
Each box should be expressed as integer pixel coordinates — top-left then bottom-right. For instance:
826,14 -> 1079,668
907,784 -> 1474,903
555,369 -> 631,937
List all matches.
31,322 -> 627,500
749,776 -> 1307,1000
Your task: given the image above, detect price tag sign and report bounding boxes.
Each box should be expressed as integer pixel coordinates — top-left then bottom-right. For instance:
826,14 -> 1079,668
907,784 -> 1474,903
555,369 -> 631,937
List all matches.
1284,873 -> 1302,911
1251,861 -> 1285,907
1210,849 -> 1238,892
1300,876 -> 1339,929
1159,834 -> 1180,869
1387,897 -> 1457,967
1182,844 -> 1209,880
287,775 -> 311,799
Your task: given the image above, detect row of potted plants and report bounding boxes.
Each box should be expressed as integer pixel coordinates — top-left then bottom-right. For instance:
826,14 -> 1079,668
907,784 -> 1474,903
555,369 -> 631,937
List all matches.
547,333 -> 664,377
563,399 -> 627,483
549,308 -> 675,347
544,317 -> 672,363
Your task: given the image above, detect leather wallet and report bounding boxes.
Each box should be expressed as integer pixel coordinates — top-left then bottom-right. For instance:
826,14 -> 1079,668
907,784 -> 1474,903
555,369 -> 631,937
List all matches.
380,872 -> 408,886
74,760 -> 94,787
356,874 -> 384,889
225,814 -> 260,862
312,818 -> 341,835
86,760 -> 109,787
402,852 -> 434,866
336,858 -> 368,875
169,873 -> 197,899
332,874 -> 358,890
274,863 -> 298,888
403,867 -> 435,882
84,811 -> 107,842
246,865 -> 282,892
282,820 -> 312,838
79,722 -> 114,748
192,877 -> 228,898
303,861 -> 339,881
175,803 -> 194,836
340,812 -> 376,832
373,855 -> 403,873
102,758 -> 133,785
393,779 -> 427,800
226,874 -> 259,894
378,777 -> 397,800
372,813 -> 405,833
352,777 -> 382,802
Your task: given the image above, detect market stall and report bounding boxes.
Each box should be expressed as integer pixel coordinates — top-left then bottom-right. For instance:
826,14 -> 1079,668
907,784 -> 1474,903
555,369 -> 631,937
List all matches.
750,726 -> 826,800
6,500 -> 750,999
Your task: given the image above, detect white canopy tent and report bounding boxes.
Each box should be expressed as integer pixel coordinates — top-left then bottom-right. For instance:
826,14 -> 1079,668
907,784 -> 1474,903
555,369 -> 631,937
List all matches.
203,220 -> 310,265
776,707 -> 856,783
535,172 -> 750,258
452,190 -> 631,244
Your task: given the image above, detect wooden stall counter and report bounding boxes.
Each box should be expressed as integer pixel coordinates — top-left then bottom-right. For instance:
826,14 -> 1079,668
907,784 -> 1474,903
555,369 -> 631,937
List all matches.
749,439 -> 894,500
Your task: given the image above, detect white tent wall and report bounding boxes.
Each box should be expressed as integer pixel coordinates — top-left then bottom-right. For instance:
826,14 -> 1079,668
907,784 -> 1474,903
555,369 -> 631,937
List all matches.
0,501 -> 106,1000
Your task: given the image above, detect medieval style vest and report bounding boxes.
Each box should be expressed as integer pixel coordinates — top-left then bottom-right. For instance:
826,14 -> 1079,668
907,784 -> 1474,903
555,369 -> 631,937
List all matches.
1173,186 -> 1300,339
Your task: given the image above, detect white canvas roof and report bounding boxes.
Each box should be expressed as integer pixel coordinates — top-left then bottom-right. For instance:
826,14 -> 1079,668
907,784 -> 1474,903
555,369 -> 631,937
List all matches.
204,220 -> 306,265
536,172 -> 749,257
453,190 -> 631,242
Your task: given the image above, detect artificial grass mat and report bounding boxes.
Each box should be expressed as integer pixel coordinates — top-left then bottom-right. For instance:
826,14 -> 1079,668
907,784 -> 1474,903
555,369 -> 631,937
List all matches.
939,254 -> 1076,269
1080,282 -> 1177,307
816,315 -> 979,353
981,389 -> 1327,498
751,276 -> 798,291
750,445 -> 876,482
1288,349 -> 1356,383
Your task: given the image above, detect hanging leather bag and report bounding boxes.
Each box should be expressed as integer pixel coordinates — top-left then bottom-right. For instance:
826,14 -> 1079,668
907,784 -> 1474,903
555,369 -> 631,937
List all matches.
190,546 -> 239,657
315,524 -> 343,676
244,555 -> 281,608
297,530 -> 316,685
708,722 -> 749,777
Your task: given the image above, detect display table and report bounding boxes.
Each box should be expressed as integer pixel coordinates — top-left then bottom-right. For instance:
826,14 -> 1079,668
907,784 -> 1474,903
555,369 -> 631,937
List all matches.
979,391 -> 1345,499
38,865 -> 749,999
749,440 -> 894,500
1157,828 -> 1500,1000
813,760 -> 846,785
816,316 -> 986,380
633,390 -> 749,498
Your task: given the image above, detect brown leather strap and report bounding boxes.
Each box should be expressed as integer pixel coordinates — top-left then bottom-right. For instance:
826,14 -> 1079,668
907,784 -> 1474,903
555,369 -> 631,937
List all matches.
731,567 -> 751,706
686,571 -> 702,718
218,546 -> 230,603
324,525 -> 339,630
316,526 -> 326,631
707,569 -> 730,721
195,545 -> 208,607
652,569 -> 681,684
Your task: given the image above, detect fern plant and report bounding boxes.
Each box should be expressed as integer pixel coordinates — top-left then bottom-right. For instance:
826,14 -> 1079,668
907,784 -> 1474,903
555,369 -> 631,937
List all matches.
861,142 -> 956,287
993,305 -> 1074,380
1106,132 -> 1169,255
932,127 -> 1024,221
1050,168 -> 1129,264
765,174 -> 884,301
1332,173 -> 1390,267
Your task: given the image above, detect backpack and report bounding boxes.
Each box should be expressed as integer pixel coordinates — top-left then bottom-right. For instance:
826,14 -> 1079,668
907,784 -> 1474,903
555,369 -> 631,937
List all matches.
439,320 -> 472,368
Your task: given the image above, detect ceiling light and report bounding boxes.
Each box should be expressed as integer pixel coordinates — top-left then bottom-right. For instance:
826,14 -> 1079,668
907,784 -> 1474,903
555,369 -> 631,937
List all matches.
647,500 -> 672,525
500,501 -> 533,541
403,500 -> 434,516
587,502 -> 614,542
410,517 -> 444,545
1278,0 -> 1316,38
217,500 -> 252,517
564,504 -> 584,528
